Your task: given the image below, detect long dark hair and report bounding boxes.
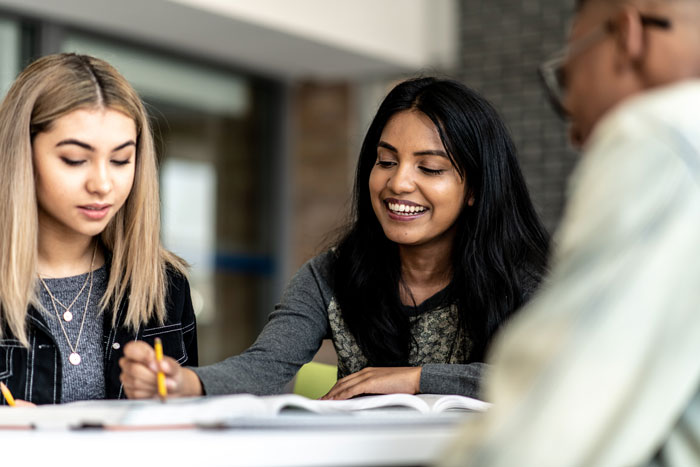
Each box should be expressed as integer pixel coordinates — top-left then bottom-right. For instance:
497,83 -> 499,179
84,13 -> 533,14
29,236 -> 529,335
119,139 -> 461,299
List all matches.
332,77 -> 549,365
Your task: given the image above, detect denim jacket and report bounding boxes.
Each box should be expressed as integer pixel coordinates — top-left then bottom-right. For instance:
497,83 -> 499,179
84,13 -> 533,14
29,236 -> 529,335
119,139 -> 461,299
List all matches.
0,268 -> 198,404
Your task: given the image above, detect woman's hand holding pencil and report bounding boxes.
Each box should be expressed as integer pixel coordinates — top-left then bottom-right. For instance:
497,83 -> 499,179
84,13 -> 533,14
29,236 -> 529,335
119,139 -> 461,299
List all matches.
119,340 -> 203,400
0,382 -> 35,407
1,381 -> 16,406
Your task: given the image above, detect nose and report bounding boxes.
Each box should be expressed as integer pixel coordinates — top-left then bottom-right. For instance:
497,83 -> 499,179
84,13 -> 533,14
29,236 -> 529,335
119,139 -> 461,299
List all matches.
86,161 -> 112,195
386,163 -> 415,194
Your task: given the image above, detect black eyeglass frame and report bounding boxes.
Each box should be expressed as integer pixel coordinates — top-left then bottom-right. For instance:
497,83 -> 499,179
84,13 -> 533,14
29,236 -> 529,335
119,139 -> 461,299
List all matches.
538,15 -> 672,119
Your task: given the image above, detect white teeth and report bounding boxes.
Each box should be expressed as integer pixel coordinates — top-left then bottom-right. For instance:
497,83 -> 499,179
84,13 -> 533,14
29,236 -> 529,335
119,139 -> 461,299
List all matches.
387,202 -> 426,216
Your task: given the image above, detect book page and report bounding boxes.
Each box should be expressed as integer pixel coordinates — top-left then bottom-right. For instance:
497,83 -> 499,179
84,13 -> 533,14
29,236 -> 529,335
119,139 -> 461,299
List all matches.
258,393 -> 430,414
121,394 -> 269,426
265,393 -> 490,415
417,394 -> 491,413
317,394 -> 430,413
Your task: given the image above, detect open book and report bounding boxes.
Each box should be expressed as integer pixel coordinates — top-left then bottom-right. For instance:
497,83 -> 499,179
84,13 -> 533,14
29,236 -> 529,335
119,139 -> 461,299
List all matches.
123,393 -> 490,426
0,393 -> 490,429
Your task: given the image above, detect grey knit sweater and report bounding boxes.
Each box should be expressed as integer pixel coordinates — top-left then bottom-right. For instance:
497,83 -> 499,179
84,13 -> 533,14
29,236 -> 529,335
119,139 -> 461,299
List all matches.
37,265 -> 107,402
193,251 -> 485,398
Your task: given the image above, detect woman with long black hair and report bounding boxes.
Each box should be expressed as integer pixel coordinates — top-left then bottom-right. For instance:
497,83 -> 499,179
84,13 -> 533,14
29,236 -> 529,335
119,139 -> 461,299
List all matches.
119,77 -> 549,400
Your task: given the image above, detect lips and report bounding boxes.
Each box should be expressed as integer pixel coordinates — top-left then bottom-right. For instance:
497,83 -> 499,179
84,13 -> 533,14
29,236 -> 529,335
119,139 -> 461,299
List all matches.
78,203 -> 112,220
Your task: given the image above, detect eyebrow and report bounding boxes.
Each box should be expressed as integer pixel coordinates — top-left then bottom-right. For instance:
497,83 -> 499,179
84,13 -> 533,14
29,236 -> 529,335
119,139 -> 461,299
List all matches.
377,141 -> 448,158
55,139 -> 136,153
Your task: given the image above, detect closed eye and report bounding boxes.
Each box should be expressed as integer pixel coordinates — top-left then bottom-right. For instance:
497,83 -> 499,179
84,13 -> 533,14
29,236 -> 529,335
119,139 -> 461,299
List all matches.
375,160 -> 396,168
420,166 -> 445,175
60,157 -> 86,166
111,159 -> 132,166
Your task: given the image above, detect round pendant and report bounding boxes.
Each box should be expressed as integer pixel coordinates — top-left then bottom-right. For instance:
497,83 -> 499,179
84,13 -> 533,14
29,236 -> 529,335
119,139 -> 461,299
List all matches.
63,311 -> 73,322
69,352 -> 81,366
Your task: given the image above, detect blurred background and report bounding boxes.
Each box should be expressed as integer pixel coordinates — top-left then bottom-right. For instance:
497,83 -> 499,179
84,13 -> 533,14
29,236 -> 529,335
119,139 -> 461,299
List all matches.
0,0 -> 576,365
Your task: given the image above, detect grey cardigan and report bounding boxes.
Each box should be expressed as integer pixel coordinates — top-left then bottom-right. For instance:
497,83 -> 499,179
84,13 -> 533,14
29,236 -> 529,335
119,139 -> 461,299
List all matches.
193,251 -> 485,398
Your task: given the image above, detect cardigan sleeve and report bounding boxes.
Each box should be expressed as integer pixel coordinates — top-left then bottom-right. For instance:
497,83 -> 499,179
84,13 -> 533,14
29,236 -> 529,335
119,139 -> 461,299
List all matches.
420,363 -> 487,399
191,253 -> 334,395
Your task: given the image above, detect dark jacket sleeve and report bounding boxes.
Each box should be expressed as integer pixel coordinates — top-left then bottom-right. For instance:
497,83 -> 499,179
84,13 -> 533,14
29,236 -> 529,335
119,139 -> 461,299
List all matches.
167,270 -> 198,367
104,267 -> 198,399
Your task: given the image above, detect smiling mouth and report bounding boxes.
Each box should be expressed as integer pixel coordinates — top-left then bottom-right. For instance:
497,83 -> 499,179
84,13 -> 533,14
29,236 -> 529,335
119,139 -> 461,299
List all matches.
385,200 -> 428,217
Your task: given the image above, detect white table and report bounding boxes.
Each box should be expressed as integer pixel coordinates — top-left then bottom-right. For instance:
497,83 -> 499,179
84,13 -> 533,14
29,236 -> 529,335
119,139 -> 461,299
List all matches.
1,413 -> 471,466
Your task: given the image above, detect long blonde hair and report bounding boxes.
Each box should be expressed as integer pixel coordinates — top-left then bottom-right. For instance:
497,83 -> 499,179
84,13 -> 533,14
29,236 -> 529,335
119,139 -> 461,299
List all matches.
0,53 -> 186,346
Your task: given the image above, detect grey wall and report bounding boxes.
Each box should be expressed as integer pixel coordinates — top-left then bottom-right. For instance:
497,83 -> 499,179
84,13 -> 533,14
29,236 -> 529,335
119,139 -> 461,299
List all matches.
458,0 -> 578,232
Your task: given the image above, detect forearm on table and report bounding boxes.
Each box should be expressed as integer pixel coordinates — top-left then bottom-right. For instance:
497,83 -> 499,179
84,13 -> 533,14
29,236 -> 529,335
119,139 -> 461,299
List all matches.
420,363 -> 486,398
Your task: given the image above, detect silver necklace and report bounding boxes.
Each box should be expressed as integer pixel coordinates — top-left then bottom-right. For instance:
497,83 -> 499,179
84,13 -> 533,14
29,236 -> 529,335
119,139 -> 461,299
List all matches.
38,242 -> 97,366
44,267 -> 91,322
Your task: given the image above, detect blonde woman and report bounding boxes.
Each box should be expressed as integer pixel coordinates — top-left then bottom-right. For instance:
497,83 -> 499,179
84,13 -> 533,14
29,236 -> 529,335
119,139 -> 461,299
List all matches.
0,53 -> 197,405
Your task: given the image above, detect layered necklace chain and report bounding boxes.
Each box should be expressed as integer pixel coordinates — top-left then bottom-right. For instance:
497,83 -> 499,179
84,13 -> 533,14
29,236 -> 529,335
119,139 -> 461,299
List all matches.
46,267 -> 91,323
38,241 -> 98,366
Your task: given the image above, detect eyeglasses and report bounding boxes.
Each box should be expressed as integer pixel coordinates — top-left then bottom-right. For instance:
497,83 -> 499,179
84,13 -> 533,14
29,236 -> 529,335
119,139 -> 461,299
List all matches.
538,15 -> 671,119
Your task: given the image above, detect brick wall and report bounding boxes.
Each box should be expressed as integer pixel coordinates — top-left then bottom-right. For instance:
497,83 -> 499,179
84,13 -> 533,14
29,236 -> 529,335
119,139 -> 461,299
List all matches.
458,0 -> 577,232
291,81 -> 354,271
289,81 -> 355,366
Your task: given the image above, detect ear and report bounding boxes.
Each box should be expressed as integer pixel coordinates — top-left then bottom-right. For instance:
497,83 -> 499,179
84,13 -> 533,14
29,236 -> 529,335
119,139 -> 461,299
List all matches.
467,195 -> 475,207
611,7 -> 646,66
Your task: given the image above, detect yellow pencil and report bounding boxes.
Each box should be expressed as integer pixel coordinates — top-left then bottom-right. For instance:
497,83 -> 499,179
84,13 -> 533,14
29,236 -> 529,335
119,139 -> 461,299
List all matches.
0,381 -> 16,407
154,337 -> 167,402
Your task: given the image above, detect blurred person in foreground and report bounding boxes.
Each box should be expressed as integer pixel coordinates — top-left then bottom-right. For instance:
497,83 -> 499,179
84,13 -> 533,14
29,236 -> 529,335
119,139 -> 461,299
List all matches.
440,0 -> 700,466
